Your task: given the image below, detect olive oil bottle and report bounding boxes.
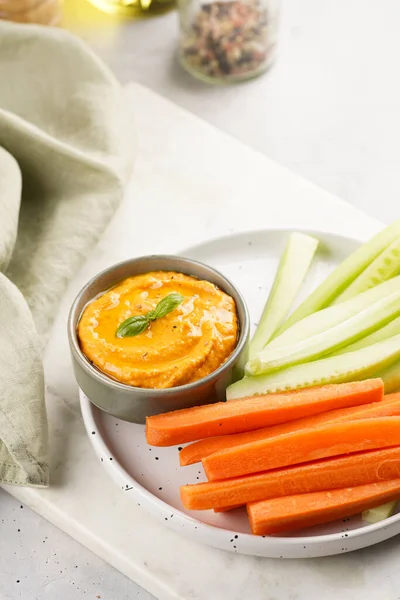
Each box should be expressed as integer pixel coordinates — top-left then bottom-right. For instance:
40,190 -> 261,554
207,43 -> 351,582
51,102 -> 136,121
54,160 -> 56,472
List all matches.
86,0 -> 175,17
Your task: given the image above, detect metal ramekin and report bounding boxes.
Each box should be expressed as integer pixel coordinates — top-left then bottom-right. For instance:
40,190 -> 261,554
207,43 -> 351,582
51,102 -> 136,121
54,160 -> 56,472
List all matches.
68,255 -> 250,423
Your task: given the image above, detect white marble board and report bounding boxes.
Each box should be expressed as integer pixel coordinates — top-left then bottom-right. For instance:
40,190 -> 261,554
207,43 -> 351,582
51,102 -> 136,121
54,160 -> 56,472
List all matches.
4,83 -> 400,600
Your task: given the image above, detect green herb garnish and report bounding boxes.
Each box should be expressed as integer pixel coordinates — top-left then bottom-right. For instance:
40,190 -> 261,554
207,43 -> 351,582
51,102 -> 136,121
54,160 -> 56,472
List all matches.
116,292 -> 184,338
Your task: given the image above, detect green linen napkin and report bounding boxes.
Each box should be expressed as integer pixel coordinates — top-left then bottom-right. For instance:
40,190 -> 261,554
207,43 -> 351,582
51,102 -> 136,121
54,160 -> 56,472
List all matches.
0,21 -> 133,487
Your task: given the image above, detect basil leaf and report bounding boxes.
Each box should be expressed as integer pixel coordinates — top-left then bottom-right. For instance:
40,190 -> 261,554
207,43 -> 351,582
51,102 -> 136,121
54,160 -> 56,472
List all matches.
116,315 -> 149,338
151,292 -> 185,320
115,292 -> 184,338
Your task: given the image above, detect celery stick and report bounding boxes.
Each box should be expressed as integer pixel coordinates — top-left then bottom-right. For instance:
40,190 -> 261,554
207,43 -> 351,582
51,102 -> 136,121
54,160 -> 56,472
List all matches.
332,316 -> 400,356
275,219 -> 400,336
247,290 -> 400,376
249,233 -> 319,360
333,237 -> 400,304
362,502 -> 397,524
227,334 -> 400,400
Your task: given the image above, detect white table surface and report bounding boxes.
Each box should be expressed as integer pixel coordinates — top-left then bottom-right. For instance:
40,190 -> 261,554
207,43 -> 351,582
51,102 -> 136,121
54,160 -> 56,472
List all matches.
2,0 -> 400,598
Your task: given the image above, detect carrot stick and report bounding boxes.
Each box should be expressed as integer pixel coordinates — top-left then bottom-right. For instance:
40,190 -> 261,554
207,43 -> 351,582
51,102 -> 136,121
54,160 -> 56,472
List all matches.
146,379 -> 384,446
180,394 -> 400,466
203,417 -> 400,481
181,446 -> 400,510
247,479 -> 400,535
213,505 -> 241,513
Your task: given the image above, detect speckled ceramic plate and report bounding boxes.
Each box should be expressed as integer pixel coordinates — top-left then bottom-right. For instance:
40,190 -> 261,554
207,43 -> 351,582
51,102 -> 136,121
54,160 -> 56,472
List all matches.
80,228 -> 400,558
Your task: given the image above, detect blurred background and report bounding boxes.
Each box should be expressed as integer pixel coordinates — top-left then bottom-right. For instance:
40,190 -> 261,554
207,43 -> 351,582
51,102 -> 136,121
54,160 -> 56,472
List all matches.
70,0 -> 400,225
2,0 -> 400,224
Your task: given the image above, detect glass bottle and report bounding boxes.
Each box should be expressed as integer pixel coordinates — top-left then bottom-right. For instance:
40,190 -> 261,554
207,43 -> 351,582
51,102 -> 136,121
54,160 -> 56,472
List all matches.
85,0 -> 175,17
0,0 -> 62,25
179,0 -> 279,83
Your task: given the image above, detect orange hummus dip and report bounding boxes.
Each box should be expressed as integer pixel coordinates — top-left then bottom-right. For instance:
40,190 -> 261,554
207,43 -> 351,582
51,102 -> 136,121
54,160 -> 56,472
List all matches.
78,271 -> 238,389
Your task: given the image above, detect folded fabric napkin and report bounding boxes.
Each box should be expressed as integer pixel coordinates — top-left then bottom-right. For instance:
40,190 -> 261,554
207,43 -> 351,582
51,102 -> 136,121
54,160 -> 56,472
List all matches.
0,21 -> 133,487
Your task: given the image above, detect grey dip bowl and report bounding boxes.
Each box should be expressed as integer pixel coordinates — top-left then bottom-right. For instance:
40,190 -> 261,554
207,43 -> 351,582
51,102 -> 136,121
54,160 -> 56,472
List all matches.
68,255 -> 250,423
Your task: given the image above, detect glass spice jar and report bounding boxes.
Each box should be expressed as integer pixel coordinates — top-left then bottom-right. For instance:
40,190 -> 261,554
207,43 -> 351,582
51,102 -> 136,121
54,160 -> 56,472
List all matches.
178,0 -> 279,83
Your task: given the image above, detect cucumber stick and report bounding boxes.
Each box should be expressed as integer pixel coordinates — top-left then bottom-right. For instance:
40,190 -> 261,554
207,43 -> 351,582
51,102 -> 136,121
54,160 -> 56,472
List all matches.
275,219 -> 400,336
247,290 -> 400,375
379,359 -> 400,393
333,237 -> 400,304
262,275 -> 400,352
227,334 -> 400,400
249,233 -> 319,359
332,316 -> 400,356
362,502 -> 397,524
245,275 -> 400,375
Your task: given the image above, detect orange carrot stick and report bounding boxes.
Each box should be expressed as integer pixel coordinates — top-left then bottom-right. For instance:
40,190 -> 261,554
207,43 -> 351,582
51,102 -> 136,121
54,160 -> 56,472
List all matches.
180,394 -> 400,466
146,379 -> 383,446
247,479 -> 400,535
203,417 -> 400,481
181,446 -> 400,510
213,505 -> 241,513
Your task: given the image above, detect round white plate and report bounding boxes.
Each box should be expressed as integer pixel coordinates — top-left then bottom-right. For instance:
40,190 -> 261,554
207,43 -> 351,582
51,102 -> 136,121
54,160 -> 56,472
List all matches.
80,228 -> 400,558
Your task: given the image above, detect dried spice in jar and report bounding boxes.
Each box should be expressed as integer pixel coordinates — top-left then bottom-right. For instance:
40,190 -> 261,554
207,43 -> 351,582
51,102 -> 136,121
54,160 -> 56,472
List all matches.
179,0 -> 278,83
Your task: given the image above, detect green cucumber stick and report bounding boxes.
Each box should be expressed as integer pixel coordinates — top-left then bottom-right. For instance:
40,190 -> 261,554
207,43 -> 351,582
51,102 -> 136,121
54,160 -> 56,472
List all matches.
332,316 -> 400,357
227,334 -> 400,400
379,359 -> 400,394
249,233 -> 318,360
362,502 -> 397,524
248,290 -> 400,376
276,219 -> 400,336
259,274 -> 400,355
333,237 -> 400,304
